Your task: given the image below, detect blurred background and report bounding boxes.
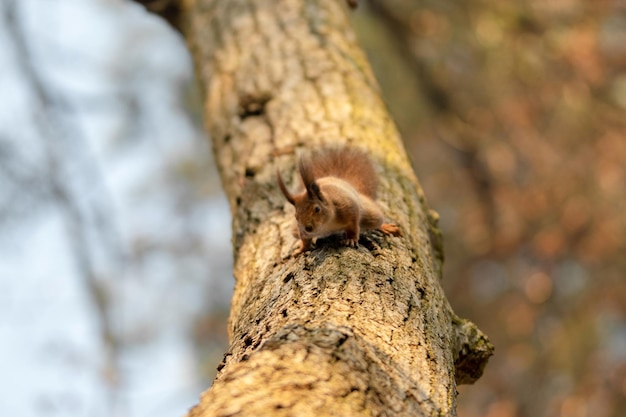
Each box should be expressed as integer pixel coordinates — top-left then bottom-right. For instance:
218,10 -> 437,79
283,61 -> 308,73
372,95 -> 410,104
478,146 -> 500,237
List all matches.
0,0 -> 624,417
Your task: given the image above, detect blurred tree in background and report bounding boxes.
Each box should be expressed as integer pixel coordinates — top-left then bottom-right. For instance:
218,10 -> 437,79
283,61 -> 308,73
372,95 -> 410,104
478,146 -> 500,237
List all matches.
355,1 -> 626,416
0,0 -> 624,417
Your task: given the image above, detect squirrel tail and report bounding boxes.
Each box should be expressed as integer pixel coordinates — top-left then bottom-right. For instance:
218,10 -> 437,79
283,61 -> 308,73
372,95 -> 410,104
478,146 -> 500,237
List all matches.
304,147 -> 379,199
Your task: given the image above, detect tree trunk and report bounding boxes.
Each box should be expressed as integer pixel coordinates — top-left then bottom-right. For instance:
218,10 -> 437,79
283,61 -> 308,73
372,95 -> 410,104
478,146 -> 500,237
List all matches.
135,0 -> 493,415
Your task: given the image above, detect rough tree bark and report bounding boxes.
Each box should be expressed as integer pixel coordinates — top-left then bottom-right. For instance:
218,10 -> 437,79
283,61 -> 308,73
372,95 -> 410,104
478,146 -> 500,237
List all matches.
135,0 -> 493,415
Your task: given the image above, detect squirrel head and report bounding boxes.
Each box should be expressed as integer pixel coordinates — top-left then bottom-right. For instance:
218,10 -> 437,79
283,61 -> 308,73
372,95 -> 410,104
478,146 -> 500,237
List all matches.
277,156 -> 331,238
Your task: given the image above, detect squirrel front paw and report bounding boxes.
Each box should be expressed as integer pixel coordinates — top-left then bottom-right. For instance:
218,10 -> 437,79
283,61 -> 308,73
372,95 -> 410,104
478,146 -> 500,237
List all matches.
292,238 -> 312,256
342,229 -> 360,248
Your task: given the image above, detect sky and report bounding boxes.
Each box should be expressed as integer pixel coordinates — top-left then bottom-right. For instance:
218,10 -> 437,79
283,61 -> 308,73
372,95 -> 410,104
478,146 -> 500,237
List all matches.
0,1 -> 233,416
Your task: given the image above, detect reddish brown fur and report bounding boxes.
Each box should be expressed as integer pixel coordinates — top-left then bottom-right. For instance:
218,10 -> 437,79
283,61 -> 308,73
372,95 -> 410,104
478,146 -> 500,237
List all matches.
299,147 -> 378,199
277,146 -> 401,254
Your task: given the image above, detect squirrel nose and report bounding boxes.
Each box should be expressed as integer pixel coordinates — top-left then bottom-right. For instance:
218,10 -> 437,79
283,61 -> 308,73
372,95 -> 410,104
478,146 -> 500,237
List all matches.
305,225 -> 313,233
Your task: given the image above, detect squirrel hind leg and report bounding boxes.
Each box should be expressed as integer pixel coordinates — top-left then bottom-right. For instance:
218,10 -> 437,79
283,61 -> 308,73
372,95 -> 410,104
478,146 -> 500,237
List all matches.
380,223 -> 402,237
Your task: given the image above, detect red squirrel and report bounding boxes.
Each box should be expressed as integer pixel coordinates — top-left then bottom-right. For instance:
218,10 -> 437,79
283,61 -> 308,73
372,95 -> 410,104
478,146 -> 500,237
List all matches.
277,147 -> 402,254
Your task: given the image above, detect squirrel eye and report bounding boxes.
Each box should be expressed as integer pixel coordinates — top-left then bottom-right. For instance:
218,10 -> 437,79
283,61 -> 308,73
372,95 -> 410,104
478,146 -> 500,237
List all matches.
314,206 -> 321,213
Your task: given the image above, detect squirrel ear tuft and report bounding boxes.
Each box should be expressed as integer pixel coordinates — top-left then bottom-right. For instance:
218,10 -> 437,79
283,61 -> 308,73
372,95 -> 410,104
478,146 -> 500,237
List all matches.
299,154 -> 324,202
298,155 -> 314,187
309,181 -> 324,202
276,169 -> 295,205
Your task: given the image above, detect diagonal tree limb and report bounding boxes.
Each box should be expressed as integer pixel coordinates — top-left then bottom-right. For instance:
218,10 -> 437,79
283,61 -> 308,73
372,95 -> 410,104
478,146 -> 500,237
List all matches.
134,0 -> 494,415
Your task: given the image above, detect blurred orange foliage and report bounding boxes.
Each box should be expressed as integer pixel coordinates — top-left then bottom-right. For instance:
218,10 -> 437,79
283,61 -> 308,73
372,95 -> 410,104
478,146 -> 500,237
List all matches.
357,0 -> 626,415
